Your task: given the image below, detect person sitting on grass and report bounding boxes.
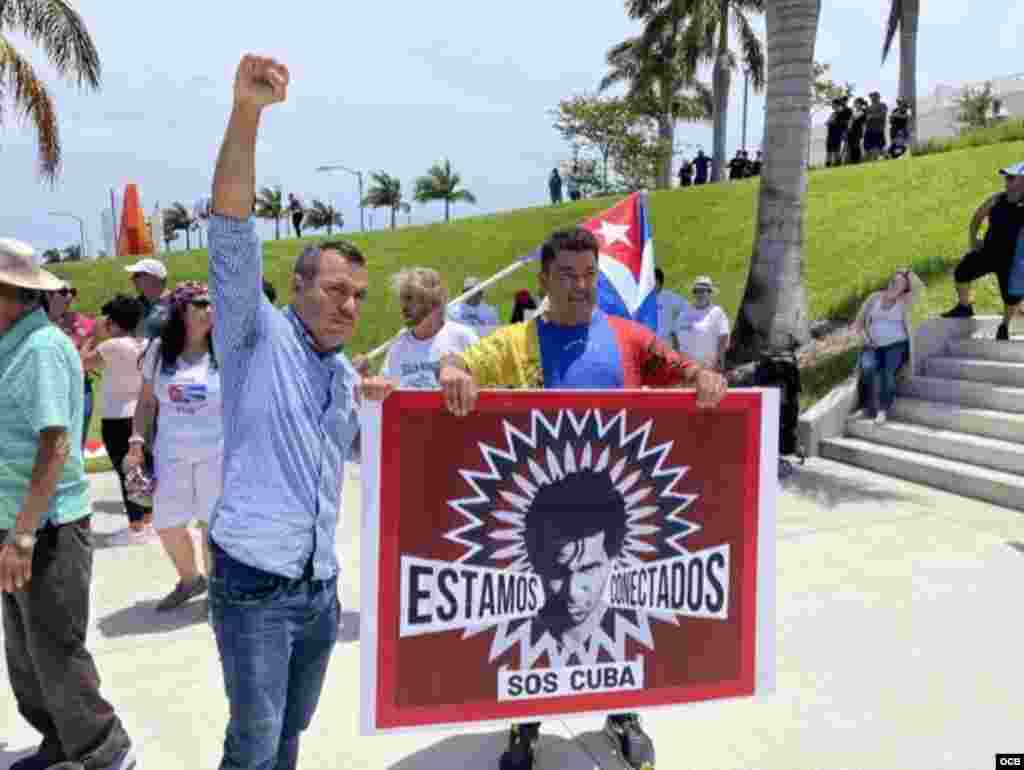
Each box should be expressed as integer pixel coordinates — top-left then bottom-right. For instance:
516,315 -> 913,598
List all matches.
852,269 -> 925,425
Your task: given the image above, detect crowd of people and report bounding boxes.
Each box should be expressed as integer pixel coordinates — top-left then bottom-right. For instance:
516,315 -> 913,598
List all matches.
825,91 -> 913,167
1,53 -> 1022,770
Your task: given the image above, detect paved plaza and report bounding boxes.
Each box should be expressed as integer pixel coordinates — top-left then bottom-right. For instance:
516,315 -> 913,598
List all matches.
2,459 -> 1021,770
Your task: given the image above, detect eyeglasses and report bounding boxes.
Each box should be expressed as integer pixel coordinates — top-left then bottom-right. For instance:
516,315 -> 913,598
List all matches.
189,298 -> 211,309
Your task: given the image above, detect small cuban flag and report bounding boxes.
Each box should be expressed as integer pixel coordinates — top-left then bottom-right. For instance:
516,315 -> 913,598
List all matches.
581,191 -> 658,332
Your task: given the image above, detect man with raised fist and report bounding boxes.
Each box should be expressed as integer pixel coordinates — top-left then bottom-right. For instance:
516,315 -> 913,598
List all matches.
205,55 -> 392,770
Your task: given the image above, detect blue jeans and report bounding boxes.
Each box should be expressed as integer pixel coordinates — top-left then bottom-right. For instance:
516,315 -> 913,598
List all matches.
860,340 -> 910,415
209,540 -> 339,770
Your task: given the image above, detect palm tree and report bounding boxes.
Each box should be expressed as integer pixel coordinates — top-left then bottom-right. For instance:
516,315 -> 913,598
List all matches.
602,4 -> 714,189
730,0 -> 818,363
413,159 -> 478,223
882,0 -> 919,149
0,1 -> 101,181
163,202 -> 196,250
633,0 -> 764,183
254,186 -> 285,239
362,172 -> 410,230
304,199 -> 344,235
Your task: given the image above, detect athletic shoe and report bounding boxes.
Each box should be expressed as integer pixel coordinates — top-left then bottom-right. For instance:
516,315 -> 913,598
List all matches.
605,713 -> 655,770
875,411 -> 887,425
997,322 -> 1010,341
106,524 -> 159,547
499,722 -> 539,770
156,575 -> 208,612
941,303 -> 974,319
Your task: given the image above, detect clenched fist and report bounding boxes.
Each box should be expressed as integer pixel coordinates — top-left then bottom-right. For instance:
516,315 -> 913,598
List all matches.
233,54 -> 290,110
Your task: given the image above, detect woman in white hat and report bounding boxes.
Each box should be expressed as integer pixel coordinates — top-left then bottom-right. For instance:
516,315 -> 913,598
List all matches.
672,276 -> 731,370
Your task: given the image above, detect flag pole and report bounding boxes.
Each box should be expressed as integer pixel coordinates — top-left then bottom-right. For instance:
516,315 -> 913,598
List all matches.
365,251 -> 538,361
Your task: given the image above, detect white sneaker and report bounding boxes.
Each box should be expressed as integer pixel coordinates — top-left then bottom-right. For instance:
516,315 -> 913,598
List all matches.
107,525 -> 158,546
874,411 -> 887,425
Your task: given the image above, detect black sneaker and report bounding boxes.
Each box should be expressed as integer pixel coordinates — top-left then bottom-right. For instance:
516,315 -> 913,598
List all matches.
499,722 -> 539,770
941,303 -> 975,319
604,713 -> 655,769
997,322 -> 1010,341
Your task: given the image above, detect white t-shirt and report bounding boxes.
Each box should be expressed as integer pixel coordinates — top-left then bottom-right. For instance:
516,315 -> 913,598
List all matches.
656,289 -> 688,341
674,305 -> 731,365
384,321 -> 479,389
446,301 -> 500,337
142,342 -> 223,463
866,297 -> 910,348
97,336 -> 147,419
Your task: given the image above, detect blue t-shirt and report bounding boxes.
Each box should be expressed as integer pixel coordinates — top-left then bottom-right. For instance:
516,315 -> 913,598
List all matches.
536,310 -> 624,389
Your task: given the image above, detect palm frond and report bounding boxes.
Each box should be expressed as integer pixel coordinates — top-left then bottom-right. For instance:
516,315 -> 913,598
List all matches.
733,10 -> 765,90
882,0 -> 902,63
0,37 -> 61,179
1,0 -> 100,88
451,189 -> 477,204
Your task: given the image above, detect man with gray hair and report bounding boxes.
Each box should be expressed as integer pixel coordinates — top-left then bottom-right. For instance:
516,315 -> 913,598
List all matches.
383,267 -> 478,388
0,238 -> 135,770
206,54 -> 393,770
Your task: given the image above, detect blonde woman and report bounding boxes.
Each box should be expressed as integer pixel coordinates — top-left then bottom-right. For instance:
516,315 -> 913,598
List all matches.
853,269 -> 925,424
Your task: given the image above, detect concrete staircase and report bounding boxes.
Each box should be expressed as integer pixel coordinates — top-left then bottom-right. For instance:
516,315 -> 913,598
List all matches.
820,335 -> 1024,511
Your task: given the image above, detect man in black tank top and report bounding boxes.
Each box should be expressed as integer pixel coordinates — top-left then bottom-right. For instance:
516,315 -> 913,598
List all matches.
942,163 -> 1024,340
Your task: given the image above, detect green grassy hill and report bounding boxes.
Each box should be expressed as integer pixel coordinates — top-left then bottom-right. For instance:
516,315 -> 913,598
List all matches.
56,140 -> 1023,358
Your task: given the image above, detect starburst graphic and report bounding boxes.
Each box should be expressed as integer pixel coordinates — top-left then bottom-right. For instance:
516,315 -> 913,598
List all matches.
444,409 -> 700,670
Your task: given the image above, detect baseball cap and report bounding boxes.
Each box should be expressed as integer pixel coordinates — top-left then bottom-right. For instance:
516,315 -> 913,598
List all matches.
124,258 -> 167,280
999,162 -> 1024,177
463,276 -> 482,290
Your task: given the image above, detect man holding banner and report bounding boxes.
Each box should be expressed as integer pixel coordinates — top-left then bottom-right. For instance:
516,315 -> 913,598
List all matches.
438,199 -> 728,770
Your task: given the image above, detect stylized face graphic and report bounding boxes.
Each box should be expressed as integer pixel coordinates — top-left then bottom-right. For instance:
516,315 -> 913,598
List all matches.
542,530 -> 614,627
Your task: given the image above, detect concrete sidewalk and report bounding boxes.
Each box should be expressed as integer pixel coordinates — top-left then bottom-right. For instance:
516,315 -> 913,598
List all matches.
2,460 -> 1021,770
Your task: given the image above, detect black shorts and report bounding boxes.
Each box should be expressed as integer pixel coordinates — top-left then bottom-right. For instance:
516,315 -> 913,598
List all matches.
864,130 -> 885,151
954,248 -> 1023,305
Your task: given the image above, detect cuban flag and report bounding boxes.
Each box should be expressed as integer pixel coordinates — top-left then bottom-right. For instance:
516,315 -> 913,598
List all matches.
581,191 -> 657,331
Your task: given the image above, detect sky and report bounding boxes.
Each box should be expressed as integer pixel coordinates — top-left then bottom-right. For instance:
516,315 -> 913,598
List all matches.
1,0 -> 1023,255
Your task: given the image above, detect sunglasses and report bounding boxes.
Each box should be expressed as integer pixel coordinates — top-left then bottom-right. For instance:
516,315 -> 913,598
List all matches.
55,287 -> 77,297
693,288 -> 712,295
189,298 -> 211,309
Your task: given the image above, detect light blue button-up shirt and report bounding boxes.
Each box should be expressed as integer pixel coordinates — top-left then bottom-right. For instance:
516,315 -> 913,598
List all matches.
207,215 -> 360,580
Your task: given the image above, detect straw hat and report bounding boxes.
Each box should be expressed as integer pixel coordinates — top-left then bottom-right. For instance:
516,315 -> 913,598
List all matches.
0,238 -> 64,292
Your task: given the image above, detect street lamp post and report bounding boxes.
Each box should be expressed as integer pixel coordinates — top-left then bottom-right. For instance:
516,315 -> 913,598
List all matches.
315,164 -> 365,232
49,211 -> 86,259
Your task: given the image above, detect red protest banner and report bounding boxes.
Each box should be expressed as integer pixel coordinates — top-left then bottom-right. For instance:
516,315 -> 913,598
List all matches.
360,389 -> 777,734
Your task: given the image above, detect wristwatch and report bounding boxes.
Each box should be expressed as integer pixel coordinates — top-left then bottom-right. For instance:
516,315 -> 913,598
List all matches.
4,531 -> 36,553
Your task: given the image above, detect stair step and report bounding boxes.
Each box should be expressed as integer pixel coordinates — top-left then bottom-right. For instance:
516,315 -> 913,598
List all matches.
846,417 -> 1024,476
820,437 -> 1024,512
925,357 -> 1024,388
898,376 -> 1024,414
889,398 -> 1024,446
947,339 -> 1024,364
